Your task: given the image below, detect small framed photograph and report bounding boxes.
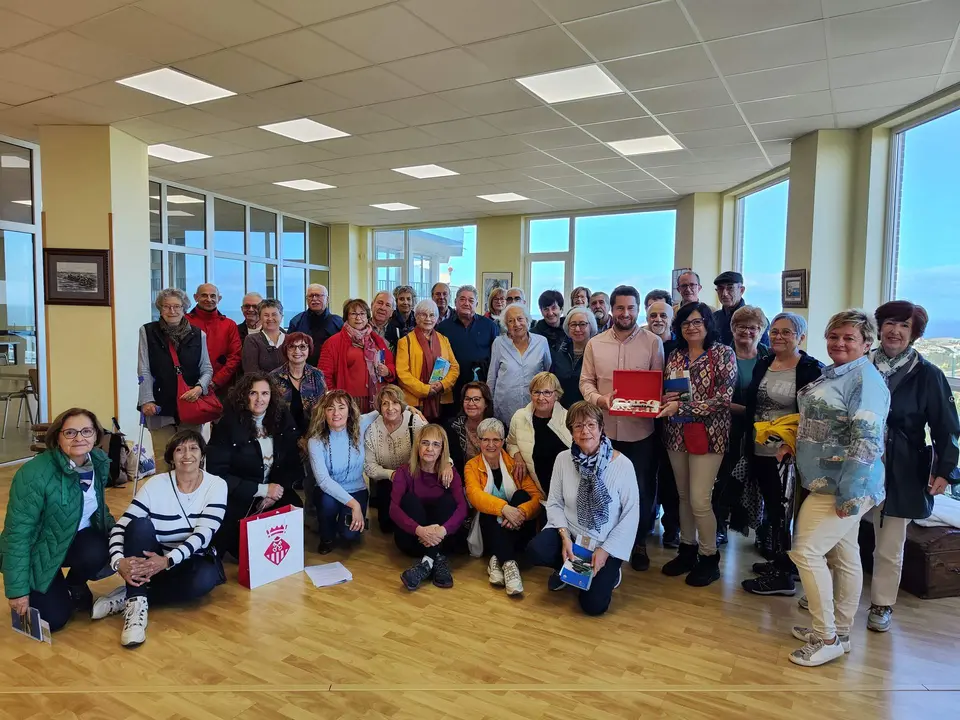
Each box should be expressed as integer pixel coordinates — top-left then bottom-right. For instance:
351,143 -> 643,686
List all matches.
43,249 -> 111,307
481,271 -> 512,304
781,269 -> 808,309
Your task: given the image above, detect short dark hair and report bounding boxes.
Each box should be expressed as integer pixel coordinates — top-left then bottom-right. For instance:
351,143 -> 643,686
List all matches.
163,428 -> 207,468
538,289 -> 564,311
460,381 -> 494,419
673,302 -> 719,351
610,285 -> 640,308
565,401 -> 604,434
46,407 -> 105,450
874,300 -> 928,342
258,298 -> 283,317
342,297 -> 371,322
644,289 -> 672,308
281,331 -> 314,362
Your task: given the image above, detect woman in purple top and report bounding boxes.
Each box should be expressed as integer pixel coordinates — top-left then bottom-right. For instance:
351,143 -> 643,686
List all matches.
390,424 -> 467,592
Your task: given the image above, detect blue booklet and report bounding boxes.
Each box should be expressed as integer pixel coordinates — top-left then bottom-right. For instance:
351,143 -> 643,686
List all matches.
428,357 -> 451,384
664,369 -> 693,424
559,534 -> 597,590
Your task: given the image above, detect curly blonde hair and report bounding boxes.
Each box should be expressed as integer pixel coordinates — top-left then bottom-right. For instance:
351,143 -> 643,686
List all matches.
302,390 -> 361,452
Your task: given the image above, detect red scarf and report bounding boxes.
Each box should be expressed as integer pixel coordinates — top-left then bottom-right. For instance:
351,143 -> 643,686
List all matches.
345,323 -> 380,411
415,327 -> 442,421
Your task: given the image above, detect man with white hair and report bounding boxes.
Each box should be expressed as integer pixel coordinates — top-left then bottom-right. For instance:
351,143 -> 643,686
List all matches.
438,284 -> 499,409
370,290 -> 399,347
505,287 -> 525,306
288,283 -> 343,366
186,283 -> 241,397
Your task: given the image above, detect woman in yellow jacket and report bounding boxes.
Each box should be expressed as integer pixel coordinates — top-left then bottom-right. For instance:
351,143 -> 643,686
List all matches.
464,417 -> 542,596
396,299 -> 460,422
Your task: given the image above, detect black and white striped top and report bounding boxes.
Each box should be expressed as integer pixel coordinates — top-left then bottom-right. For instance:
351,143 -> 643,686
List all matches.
109,470 -> 228,570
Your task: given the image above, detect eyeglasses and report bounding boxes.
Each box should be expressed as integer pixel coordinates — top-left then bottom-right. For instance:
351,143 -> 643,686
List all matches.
62,427 -> 95,439
506,296 -> 522,303
480,436 -> 502,444
572,421 -> 599,432
242,304 -> 259,310
415,312 -> 435,319
532,389 -> 555,397
161,304 -> 183,312
419,440 -> 443,449
678,283 -> 700,291
735,325 -> 761,333
347,311 -> 367,318
769,329 -> 796,338
463,396 -> 485,405
681,318 -> 704,328
289,344 -> 309,352
569,322 -> 589,330
307,293 -> 326,300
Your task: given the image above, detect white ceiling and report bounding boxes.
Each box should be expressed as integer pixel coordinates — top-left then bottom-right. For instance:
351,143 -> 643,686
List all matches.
1,0 -> 958,226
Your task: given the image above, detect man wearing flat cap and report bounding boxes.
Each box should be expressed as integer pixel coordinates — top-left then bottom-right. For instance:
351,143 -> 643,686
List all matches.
712,271 -> 769,347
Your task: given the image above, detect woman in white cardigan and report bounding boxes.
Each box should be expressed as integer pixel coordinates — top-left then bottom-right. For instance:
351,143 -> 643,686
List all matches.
506,372 -> 573,497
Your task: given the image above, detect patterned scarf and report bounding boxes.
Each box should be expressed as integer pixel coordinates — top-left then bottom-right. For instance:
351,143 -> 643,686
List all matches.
415,328 -> 442,421
160,317 -> 193,349
572,434 -> 614,533
344,323 -> 381,410
873,346 -> 916,383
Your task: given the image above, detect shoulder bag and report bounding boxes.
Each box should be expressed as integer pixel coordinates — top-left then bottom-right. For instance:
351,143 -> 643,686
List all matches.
168,341 -> 223,425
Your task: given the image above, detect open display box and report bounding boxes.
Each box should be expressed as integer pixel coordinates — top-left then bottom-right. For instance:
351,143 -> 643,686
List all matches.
609,370 -> 663,417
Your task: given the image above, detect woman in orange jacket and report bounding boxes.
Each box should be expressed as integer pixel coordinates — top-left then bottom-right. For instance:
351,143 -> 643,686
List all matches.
464,417 -> 542,596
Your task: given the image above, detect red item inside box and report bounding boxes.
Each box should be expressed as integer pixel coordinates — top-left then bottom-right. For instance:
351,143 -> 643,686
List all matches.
609,370 -> 664,417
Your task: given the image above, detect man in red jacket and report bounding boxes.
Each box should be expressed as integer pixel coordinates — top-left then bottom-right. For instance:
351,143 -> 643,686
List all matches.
187,283 -> 242,399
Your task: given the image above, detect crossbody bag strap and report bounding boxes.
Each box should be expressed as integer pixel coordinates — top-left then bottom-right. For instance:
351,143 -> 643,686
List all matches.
168,340 -> 183,376
408,412 -> 415,446
169,471 -> 194,530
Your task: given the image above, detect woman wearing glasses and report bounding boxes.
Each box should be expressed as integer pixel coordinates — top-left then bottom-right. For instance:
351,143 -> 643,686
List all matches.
488,304 -> 552,426
271,331 -> 328,436
446,381 -> 495,479
506,372 -> 572,498
395,299 -> 460,422
525,401 -> 639,616
1,408 -> 115,632
242,299 -> 287,375
551,307 -> 598,408
657,302 -> 737,588
319,299 -> 395,414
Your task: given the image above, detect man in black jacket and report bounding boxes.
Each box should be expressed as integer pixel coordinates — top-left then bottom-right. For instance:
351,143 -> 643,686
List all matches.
287,284 -> 343,366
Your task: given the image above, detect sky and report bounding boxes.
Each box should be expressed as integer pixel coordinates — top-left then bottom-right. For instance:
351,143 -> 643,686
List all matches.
740,180 -> 789,323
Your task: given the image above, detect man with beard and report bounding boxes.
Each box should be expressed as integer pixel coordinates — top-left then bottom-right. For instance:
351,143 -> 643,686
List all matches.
581,285 -> 664,572
288,284 -> 343,366
187,283 -> 241,399
590,291 -> 613,332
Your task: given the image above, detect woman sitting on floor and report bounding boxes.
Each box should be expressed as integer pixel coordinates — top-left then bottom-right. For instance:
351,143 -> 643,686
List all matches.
464,418 -> 542,596
525,401 -> 639,616
207,372 -> 304,560
390,424 -> 468,592
92,430 -> 227,648
1,408 -> 115,632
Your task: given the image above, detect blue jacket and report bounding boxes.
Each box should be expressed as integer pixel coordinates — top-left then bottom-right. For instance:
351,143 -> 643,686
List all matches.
713,300 -> 770,348
437,313 -> 499,397
288,308 -> 343,366
795,356 -> 890,516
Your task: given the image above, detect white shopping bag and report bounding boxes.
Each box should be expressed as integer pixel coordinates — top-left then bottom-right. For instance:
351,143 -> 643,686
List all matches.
239,505 -> 305,590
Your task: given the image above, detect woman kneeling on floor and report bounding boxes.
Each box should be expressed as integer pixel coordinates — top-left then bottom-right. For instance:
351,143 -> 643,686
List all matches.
93,430 -> 227,648
464,418 -> 543,596
525,401 -> 639,616
390,424 -> 468,591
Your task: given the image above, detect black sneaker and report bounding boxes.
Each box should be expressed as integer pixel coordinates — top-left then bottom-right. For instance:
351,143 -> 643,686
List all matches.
716,528 -> 728,546
630,544 -> 650,572
432,553 -> 454,589
752,560 -> 779,575
401,559 -> 433,591
741,572 -> 796,596
685,551 -> 721,587
662,543 -> 699,577
317,540 -> 335,555
662,528 -> 680,549
68,584 -> 93,613
548,571 -> 566,591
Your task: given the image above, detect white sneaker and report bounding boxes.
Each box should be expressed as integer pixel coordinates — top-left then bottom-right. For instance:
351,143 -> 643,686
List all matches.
92,586 -> 126,620
503,560 -> 524,596
121,597 -> 149,648
487,555 -> 504,586
791,625 -> 851,653
798,595 -> 809,611
788,637 -> 845,667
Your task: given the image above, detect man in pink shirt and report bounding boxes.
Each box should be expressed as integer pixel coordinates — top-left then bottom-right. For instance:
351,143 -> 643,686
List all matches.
580,285 -> 664,572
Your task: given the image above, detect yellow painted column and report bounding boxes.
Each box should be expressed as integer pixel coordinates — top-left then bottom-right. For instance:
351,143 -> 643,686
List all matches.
329,223 -> 367,312
476,215 -> 523,290
39,126 -> 150,433
674,192 -> 723,301
848,126 -> 891,311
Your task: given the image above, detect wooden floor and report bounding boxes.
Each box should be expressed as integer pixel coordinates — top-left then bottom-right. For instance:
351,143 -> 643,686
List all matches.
1,466 -> 959,719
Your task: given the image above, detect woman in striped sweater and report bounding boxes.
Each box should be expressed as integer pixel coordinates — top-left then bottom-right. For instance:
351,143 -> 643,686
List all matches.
91,429 -> 227,648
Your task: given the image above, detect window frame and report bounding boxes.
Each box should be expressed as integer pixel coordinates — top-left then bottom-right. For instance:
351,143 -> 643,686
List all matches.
732,175 -> 790,274
371,222 -> 478,300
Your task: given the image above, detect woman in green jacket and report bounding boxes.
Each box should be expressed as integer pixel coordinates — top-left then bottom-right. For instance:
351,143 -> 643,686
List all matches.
0,408 -> 115,631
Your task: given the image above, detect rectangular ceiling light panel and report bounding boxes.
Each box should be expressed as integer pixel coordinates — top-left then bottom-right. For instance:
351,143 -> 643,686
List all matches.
259,118 -> 350,142
147,144 -> 211,162
392,164 -> 459,179
516,65 -> 622,104
477,192 -> 529,202
117,68 -> 235,105
274,179 -> 337,191
607,135 -> 683,156
371,203 -> 419,211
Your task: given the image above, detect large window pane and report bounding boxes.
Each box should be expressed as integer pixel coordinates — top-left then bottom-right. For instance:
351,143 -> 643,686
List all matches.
374,229 -> 404,260
282,267 -> 306,317
0,141 -> 33,224
214,257 -> 245,323
309,268 -> 330,289
409,225 -> 476,299
529,217 -> 569,253
150,248 -> 162,321
309,223 -> 329,265
376,265 -> 402,295
739,180 -> 789,321
168,252 -> 205,295
214,198 -> 245,253
149,181 -> 161,243
166,188 -> 205,249
530,261 -> 565,320
0,229 -> 36,351
248,262 -> 277,300
573,210 -> 676,301
250,207 -> 277,258
282,216 -> 306,261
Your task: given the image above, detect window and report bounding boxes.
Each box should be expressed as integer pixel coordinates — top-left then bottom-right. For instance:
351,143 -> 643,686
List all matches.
373,225 -> 476,299
888,107 -> 960,390
169,252 -> 205,294
149,182 -> 162,243
282,216 -> 306,262
214,257 -> 245,322
214,198 -> 244,254
282,267 -> 306,317
166,189 -> 205,248
0,140 -> 33,225
735,179 -> 789,322
250,207 -> 277,258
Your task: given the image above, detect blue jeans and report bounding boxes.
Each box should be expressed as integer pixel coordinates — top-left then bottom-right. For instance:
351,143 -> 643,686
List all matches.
317,489 -> 369,544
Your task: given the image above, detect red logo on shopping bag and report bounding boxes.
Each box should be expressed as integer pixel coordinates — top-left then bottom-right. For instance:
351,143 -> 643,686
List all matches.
264,524 -> 290,566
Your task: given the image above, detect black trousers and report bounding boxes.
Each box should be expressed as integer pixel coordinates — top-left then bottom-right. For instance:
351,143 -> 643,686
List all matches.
123,517 -> 225,603
374,478 -> 394,532
215,488 -> 303,559
654,437 -> 679,535
611,436 -> 656,544
393,491 -> 459,559
525,528 -> 623,617
752,455 -> 798,565
29,527 -> 109,632
478,490 -> 534,563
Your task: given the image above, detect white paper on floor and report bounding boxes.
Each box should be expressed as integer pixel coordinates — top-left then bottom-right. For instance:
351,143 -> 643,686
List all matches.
305,562 -> 353,588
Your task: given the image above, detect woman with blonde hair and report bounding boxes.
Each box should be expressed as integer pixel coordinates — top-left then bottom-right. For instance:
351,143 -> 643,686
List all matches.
507,371 -> 572,497
485,286 -> 506,322
390,424 -> 467,591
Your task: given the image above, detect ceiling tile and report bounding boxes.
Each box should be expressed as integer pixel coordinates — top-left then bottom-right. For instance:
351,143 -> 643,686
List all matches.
590,167 -> 666,183
0,0 -> 131,27
519,126 -> 595,150
235,29 -> 368,80
382,48 -> 503,93
487,150 -> 560,168
683,0 -> 823,41
419,117 -> 503,142
438,80 -> 541,116
658,105 -> 745,133
572,156 -> 636,172
312,107 -> 406,135
316,155 -> 393,173
554,95 -> 647,125
313,5 -> 453,64
175,50 -> 297,95
442,158 -> 511,174
170,135 -> 252,157
371,94 -> 467,126
827,0 -> 960,57
73,6 -> 221,65
688,142 -> 767,162
549,144 -> 619,163
63,81 -> 181,117
725,61 -> 830,102
260,144 -> 339,165
0,9 -> 55,49
22,95 -> 130,124
603,45 -> 717,92
836,104 -> 901,126
465,26 -> 591,77
198,94 -> 300,127
750,114 -> 836,141
740,90 -> 834,124
482,106 -> 570,133
361,126 -> 442,152
541,1 -> 665,25
523,164 -> 587,179
316,135 -> 380,157
135,0 -> 298,46
0,77 -> 51,105
248,81 -> 355,116
830,41 -> 952,88
252,0 -> 392,26
821,0 -> 917,17
18,31 -> 155,82
146,107 -> 244,134
673,125 -> 757,147
634,78 -> 733,114
582,116 -> 663,142
402,0 -> 552,44
455,136 -> 531,156
112,116 -> 202,143
708,21 -> 827,76
565,2 -> 698,62
937,72 -> 960,89
0,52 -> 98,94
312,66 -> 427,105
831,75 -> 938,113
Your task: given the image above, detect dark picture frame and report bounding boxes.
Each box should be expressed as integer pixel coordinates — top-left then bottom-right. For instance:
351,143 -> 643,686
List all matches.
481,271 -> 513,306
781,269 -> 808,309
43,248 -> 111,307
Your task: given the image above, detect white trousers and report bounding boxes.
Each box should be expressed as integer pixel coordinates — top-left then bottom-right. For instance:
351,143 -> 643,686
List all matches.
789,493 -> 874,639
668,450 -> 724,556
868,506 -> 910,607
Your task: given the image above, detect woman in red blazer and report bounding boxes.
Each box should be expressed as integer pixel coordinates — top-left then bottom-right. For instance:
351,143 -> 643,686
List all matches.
319,298 -> 396,413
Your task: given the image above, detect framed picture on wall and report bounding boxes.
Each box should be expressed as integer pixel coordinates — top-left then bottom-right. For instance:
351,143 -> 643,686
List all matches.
43,248 -> 111,307
481,271 -> 512,306
781,269 -> 808,309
